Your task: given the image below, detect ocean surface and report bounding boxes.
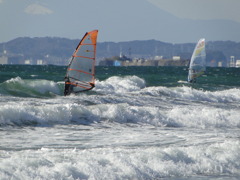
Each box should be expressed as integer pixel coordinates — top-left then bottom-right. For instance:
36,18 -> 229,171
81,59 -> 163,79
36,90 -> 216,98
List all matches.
0,65 -> 239,180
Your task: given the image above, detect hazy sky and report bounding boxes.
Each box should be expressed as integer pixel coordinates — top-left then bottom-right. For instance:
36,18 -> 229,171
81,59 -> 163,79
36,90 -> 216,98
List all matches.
1,0 -> 240,43
148,0 -> 240,22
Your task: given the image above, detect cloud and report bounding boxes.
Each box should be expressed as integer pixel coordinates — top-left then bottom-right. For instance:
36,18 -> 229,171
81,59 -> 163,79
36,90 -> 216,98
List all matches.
24,3 -> 53,15
0,0 -> 3,3
147,0 -> 240,23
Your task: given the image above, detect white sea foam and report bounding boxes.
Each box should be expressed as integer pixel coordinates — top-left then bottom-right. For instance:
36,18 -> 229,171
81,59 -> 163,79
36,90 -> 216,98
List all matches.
30,74 -> 38,77
5,76 -> 23,83
27,79 -> 61,94
0,138 -> 239,179
141,85 -> 240,103
1,95 -> 239,129
1,76 -> 239,128
95,75 -> 146,94
167,105 -> 240,128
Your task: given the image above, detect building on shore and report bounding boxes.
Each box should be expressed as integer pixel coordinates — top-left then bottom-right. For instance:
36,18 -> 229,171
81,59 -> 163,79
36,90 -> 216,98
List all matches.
236,60 -> 240,68
0,50 -> 8,64
99,55 -> 189,67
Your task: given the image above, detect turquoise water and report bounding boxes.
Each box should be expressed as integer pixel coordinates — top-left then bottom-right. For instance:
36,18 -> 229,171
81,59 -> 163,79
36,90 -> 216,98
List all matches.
0,65 -> 239,179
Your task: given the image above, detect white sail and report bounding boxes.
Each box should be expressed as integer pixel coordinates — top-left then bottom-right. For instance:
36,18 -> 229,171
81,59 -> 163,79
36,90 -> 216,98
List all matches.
64,30 -> 98,95
188,38 -> 206,83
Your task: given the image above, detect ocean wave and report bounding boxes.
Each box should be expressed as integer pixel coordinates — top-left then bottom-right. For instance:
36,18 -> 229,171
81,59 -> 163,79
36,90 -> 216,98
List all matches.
0,77 -> 61,97
0,76 -> 239,128
95,75 -> 146,94
140,86 -> 240,104
1,98 -> 239,129
2,75 -> 239,105
0,139 -> 239,179
0,76 -> 146,98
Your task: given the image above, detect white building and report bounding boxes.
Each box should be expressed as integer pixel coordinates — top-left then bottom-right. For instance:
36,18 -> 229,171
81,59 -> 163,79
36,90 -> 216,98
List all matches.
172,56 -> 181,60
37,59 -> 43,65
218,61 -> 223,67
236,60 -> 240,68
25,59 -> 31,64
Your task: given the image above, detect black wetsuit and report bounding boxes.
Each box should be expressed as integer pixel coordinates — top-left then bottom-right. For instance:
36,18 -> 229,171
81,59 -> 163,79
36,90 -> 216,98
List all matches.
189,78 -> 196,83
64,78 -> 73,96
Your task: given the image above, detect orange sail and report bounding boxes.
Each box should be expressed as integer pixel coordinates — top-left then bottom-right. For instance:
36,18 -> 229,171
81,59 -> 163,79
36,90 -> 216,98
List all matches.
64,30 -> 98,95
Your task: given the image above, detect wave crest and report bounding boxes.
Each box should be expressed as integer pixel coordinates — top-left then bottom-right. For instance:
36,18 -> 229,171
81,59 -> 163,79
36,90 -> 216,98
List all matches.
96,76 -> 146,94
0,77 -> 61,97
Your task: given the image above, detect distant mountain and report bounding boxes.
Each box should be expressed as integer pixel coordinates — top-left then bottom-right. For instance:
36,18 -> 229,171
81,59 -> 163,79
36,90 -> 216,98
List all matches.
2,0 -> 240,44
0,37 -> 240,66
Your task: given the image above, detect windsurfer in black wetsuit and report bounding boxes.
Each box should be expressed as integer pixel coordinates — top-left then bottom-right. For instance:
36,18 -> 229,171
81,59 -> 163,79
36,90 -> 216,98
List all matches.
189,78 -> 196,83
188,69 -> 197,83
64,76 -> 74,96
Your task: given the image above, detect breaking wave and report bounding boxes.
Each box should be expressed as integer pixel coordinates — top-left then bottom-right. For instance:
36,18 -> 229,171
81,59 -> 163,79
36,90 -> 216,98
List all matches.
0,77 -> 61,97
0,76 -> 239,128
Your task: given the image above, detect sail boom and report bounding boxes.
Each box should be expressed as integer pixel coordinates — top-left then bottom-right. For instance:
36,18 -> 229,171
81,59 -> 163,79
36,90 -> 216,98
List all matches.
67,83 -> 93,91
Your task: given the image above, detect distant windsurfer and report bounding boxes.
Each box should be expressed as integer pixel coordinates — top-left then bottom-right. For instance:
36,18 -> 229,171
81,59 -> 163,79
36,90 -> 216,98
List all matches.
64,76 -> 74,96
189,78 -> 196,83
188,69 -> 196,83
